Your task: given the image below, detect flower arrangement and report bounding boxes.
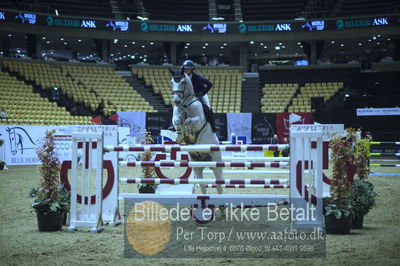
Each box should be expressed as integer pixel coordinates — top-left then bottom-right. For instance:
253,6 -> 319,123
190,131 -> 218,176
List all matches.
137,132 -> 158,193
350,132 -> 376,228
30,130 -> 69,214
325,128 -> 356,219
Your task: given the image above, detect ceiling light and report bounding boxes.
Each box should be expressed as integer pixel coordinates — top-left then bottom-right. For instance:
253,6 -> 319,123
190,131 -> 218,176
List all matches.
220,46 -> 224,49
368,39 -> 371,42
77,39 -> 82,42
137,16 -> 148,21
42,37 -> 46,40
263,46 -> 267,49
250,41 -> 254,44
279,42 -> 282,45
46,41 -> 50,44
60,38 -> 64,41
141,45 -> 145,48
64,42 -> 67,45
282,45 -> 286,48
184,46 -> 188,49
297,42 -> 301,45
130,55 -> 135,59
124,44 -> 127,47
372,36 -> 377,40
202,46 -> 206,49
110,53 -> 114,56
186,43 -> 190,45
114,39 -> 118,43
205,43 -> 208,46
377,42 -> 380,45
358,43 -> 362,46
331,41 -> 334,44
8,34 -> 12,37
340,44 -> 344,47
260,43 -> 263,45
275,46 -> 280,50
223,43 -> 227,46
131,41 -> 135,44
387,38 -> 391,41
150,42 -> 154,45
377,34 -> 381,37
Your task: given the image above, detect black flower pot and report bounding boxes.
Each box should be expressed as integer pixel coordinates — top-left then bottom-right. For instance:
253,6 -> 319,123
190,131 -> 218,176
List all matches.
325,214 -> 352,234
36,212 -> 63,232
351,214 -> 364,229
139,185 -> 156,194
0,164 -> 4,170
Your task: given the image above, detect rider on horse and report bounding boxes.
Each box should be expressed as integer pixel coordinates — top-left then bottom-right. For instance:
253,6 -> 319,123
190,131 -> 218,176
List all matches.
181,60 -> 212,108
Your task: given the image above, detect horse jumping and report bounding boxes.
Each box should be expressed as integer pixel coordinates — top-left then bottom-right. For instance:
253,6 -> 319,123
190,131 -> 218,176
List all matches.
169,68 -> 222,195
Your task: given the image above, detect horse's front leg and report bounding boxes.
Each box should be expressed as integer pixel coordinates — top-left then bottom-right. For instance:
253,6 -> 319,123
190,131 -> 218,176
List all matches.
184,115 -> 202,136
172,107 -> 184,143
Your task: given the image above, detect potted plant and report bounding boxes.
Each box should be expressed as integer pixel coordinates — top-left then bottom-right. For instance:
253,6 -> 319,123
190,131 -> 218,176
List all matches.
29,130 -> 70,231
138,132 -> 158,193
350,137 -> 377,228
324,129 -> 356,234
349,179 -> 377,228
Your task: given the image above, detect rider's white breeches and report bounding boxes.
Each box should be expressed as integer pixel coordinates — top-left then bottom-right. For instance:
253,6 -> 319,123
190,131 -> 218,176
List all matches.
202,93 -> 211,108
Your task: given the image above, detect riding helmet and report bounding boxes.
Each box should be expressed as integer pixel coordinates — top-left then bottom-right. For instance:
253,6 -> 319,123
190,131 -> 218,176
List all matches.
182,60 -> 195,69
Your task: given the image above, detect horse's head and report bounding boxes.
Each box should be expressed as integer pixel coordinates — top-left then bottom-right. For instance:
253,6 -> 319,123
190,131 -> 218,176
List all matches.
169,68 -> 194,106
6,127 -> 18,155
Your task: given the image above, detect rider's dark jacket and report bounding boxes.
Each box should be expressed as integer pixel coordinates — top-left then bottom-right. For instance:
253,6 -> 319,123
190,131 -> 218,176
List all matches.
190,72 -> 213,96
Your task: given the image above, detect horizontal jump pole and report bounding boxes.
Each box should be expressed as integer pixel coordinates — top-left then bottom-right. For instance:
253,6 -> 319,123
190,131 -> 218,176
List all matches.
203,184 -> 289,189
118,193 -> 289,206
203,169 -> 290,174
370,153 -> 400,157
105,144 -> 289,152
119,161 -> 288,168
119,178 -> 289,185
370,141 -> 400,145
221,156 -> 290,162
370,159 -> 400,162
370,164 -> 400,167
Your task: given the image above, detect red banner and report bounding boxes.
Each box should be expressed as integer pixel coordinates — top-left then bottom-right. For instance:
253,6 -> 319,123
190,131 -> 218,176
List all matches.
276,112 -> 313,142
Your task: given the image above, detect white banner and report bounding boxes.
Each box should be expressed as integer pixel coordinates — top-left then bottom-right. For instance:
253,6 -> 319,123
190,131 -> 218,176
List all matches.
0,125 -> 71,165
117,111 -> 146,140
227,113 -> 252,144
0,125 -> 119,166
314,123 -> 345,140
357,108 -> 400,116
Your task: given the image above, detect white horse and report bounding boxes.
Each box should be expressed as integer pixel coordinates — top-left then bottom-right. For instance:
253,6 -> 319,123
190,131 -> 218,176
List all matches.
169,69 -> 223,196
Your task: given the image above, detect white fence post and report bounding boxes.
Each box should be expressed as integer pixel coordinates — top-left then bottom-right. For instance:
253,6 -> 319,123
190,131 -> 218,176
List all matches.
68,132 -> 104,233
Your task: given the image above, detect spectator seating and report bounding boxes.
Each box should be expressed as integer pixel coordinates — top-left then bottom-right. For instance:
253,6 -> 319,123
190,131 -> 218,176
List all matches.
3,60 -> 102,112
288,82 -> 343,112
261,83 -> 298,113
2,60 -> 155,116
62,65 -> 155,115
132,67 -> 242,113
0,71 -> 93,125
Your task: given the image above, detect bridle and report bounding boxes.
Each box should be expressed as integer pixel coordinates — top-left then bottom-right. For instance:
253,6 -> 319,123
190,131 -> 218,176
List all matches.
172,75 -> 198,108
